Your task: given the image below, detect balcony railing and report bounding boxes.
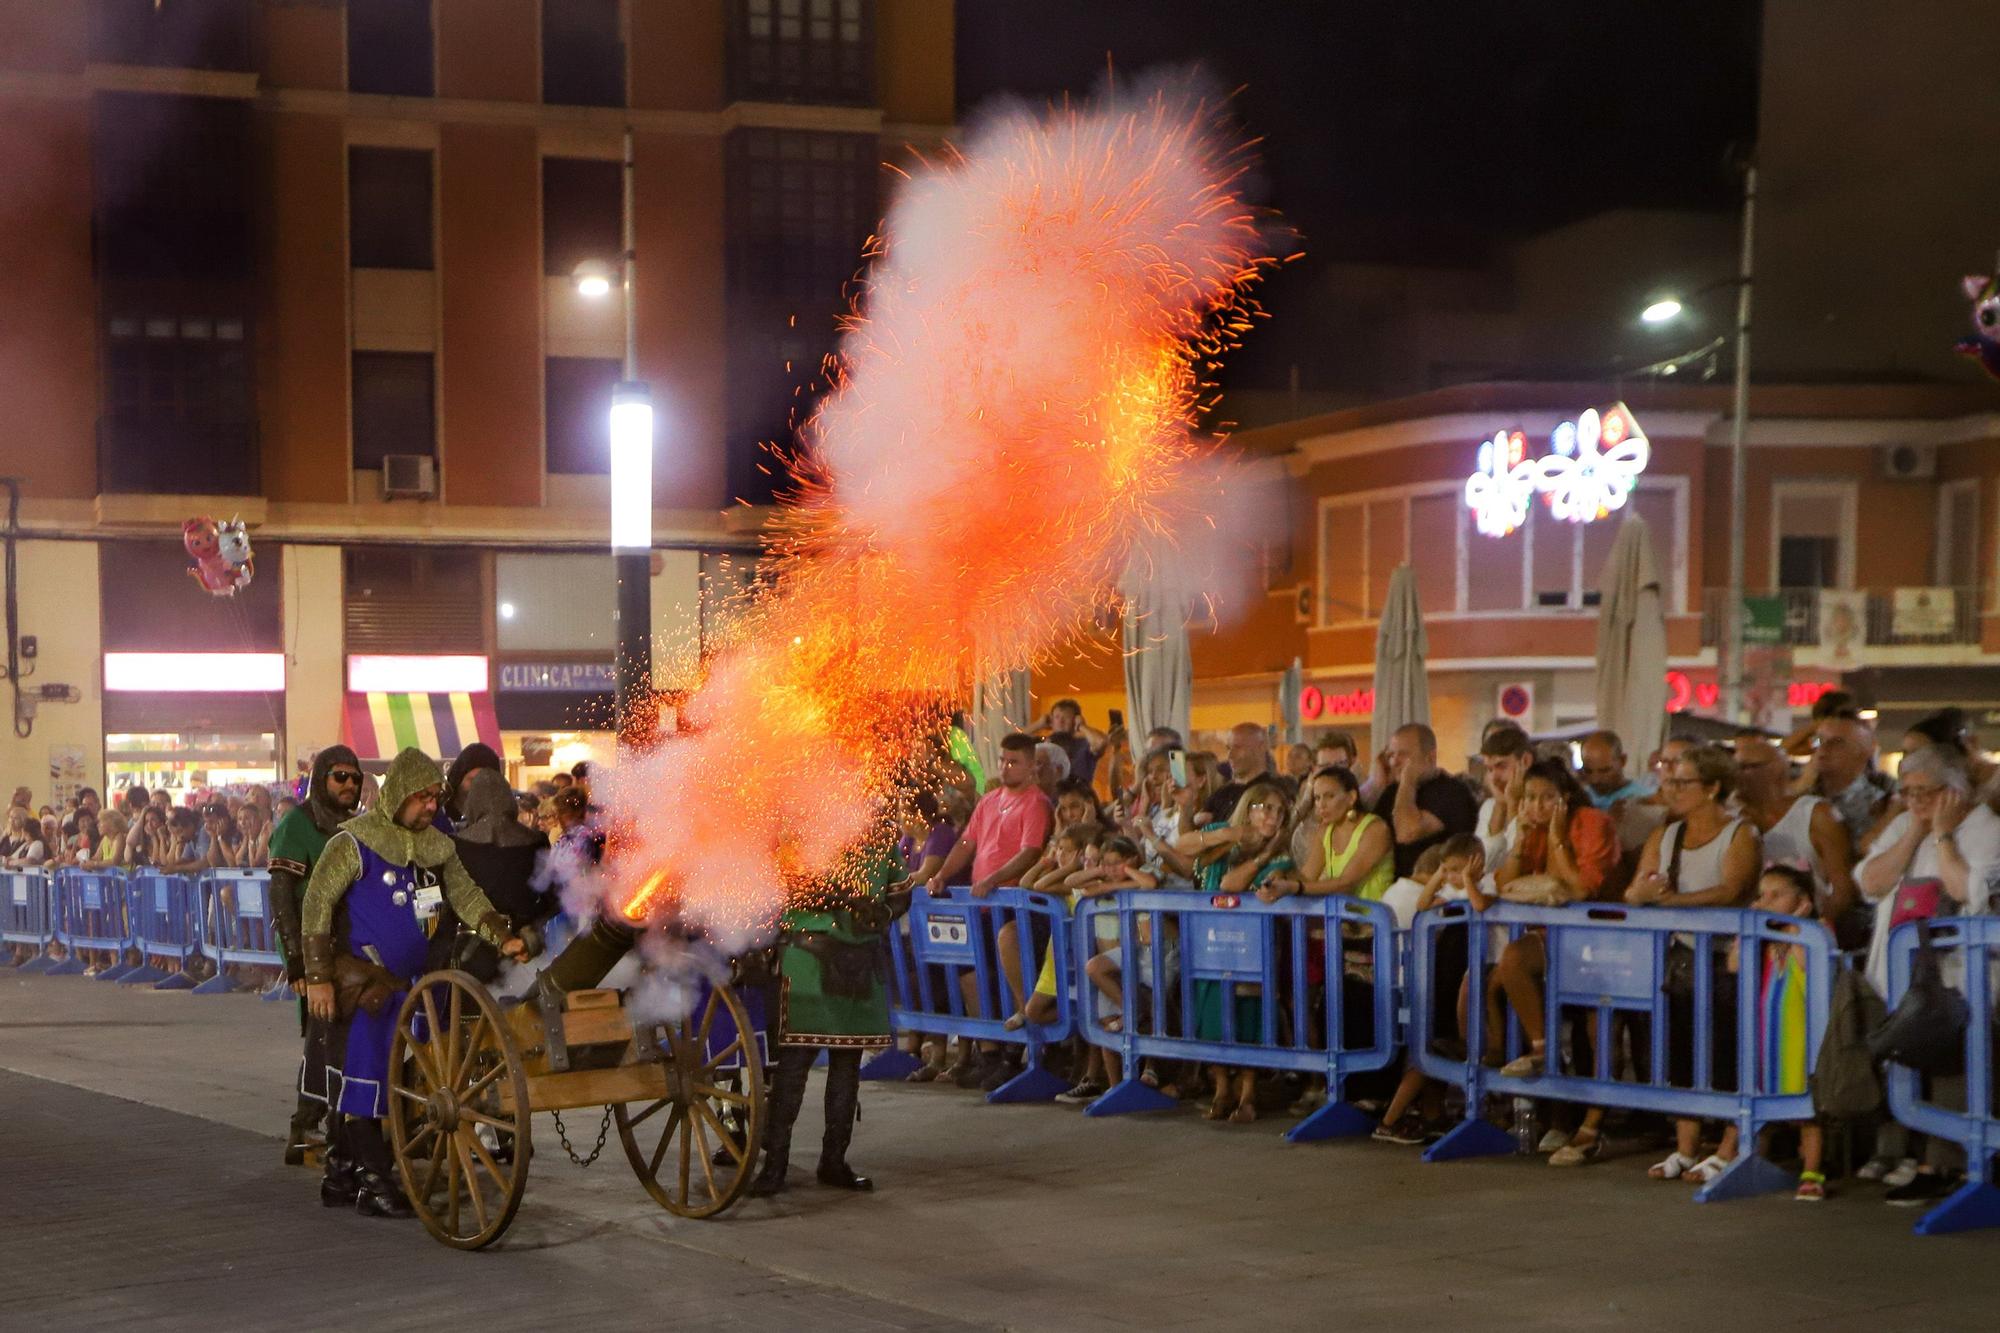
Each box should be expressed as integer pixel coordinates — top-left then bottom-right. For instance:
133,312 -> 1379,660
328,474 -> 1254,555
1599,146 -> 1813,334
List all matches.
1698,587 -> 1983,649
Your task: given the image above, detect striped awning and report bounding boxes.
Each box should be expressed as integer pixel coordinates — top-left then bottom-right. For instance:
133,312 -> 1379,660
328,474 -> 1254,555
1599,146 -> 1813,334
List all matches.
343,691 -> 502,761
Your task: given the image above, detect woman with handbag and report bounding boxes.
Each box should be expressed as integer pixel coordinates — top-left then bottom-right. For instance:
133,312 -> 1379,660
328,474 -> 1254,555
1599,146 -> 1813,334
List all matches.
1624,745 -> 1762,1183
1853,743 -> 2000,1203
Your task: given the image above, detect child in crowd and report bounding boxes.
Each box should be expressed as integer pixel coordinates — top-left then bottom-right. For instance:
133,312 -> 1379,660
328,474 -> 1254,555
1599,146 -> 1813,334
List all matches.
1374,836 -> 1485,1144
1665,865 -> 1829,1197
1045,835 -> 1158,1103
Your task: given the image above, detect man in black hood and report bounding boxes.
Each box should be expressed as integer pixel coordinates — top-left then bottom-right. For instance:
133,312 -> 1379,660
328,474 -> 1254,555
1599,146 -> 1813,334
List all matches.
269,745 -> 363,1168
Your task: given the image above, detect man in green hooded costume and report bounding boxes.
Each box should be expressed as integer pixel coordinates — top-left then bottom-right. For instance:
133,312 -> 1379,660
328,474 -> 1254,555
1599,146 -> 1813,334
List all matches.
301,747 -> 527,1219
750,835 -> 902,1197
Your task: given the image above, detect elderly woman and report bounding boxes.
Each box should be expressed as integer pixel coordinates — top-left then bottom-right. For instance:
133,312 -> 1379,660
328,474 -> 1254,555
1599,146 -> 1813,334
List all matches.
1625,744 -> 1761,1183
1853,743 -> 2000,1202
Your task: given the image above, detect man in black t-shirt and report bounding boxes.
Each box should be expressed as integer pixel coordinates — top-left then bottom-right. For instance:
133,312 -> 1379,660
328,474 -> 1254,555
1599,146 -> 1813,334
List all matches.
1372,722 -> 1478,876
1202,722 -> 1297,825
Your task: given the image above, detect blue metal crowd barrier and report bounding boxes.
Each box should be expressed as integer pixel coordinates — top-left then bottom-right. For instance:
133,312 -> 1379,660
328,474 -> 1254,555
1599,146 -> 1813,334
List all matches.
1,868 -> 57,971
865,886 -> 1077,1101
195,869 -> 287,997
122,872 -> 202,990
1411,901 -> 1832,1202
1073,890 -> 1399,1141
1884,917 -> 2000,1235
48,869 -> 141,981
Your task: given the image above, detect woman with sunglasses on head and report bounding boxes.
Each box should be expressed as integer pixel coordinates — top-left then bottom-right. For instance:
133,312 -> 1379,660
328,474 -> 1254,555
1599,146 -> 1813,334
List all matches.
267,746 -> 367,1175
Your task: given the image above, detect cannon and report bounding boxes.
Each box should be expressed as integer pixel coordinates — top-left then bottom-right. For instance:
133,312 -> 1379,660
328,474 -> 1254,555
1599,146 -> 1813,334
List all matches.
384,919 -> 767,1250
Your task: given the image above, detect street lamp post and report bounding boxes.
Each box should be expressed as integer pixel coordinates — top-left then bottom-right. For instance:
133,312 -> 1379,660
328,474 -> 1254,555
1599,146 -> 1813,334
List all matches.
592,126 -> 653,753
1639,162 -> 1757,724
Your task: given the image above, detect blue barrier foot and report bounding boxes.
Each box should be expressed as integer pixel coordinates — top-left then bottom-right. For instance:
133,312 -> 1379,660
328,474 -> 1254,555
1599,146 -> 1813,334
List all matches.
44,957 -> 86,976
1285,1099 -> 1375,1144
16,955 -> 58,974
94,963 -> 138,983
1692,1152 -> 1794,1203
116,965 -> 169,987
259,980 -> 292,1003
986,1061 -> 1069,1105
857,1048 -> 923,1081
152,972 -> 198,992
1422,1114 -> 1514,1163
190,971 -> 239,995
1085,1076 -> 1179,1117
1914,1179 -> 2000,1236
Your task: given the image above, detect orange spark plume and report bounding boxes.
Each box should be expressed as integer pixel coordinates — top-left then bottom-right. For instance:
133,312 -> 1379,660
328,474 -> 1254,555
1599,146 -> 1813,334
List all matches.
601,76 -> 1277,934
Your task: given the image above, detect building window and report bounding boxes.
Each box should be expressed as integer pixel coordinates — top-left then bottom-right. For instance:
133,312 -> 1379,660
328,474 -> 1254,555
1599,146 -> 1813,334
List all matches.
348,0 -> 435,97
542,157 -> 622,277
1771,484 -> 1854,590
100,314 -> 255,494
90,0 -> 252,71
724,128 -> 877,502
93,92 -> 252,284
348,147 -> 434,270
545,357 -> 621,474
351,352 -> 435,470
100,539 -> 281,652
1935,479 -> 1981,590
729,0 -> 873,105
542,0 -> 625,107
345,547 -> 484,654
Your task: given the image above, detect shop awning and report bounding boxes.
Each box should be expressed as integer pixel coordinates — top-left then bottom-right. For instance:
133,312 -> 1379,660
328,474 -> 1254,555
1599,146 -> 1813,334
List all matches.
343,691 -> 501,761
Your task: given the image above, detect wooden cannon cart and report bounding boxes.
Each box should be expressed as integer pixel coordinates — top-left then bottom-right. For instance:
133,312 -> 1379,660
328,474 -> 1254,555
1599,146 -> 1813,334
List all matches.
384,960 -> 766,1249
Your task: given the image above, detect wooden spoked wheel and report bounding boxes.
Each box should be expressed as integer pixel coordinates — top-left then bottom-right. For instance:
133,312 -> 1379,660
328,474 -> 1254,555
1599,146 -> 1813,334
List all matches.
387,969 -> 532,1250
615,981 -> 765,1219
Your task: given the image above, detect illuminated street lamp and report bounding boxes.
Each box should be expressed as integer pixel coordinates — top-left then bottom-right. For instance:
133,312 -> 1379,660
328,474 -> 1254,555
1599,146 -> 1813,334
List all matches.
574,127 -> 654,753
1639,163 -> 1757,724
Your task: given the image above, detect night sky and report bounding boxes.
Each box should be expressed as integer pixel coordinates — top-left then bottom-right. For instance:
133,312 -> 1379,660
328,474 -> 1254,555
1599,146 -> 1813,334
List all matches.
955,0 -> 1762,390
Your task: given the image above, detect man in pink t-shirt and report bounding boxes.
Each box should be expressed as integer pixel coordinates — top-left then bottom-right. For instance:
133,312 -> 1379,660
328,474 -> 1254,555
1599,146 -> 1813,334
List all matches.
926,734 -> 1051,897
924,733 -> 1053,1090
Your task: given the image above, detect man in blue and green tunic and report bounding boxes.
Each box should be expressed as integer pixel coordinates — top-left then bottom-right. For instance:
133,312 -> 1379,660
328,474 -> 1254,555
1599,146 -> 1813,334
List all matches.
301,747 -> 527,1219
750,837 -> 901,1197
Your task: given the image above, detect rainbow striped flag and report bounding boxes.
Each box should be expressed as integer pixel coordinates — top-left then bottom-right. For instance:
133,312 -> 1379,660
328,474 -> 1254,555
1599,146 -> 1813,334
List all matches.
343,691 -> 501,761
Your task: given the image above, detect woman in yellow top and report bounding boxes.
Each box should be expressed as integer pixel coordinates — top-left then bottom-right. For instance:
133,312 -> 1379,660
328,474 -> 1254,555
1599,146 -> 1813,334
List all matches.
1262,766 -> 1394,902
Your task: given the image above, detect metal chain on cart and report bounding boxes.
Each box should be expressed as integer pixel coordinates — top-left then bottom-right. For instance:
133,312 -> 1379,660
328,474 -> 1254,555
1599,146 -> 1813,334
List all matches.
550,1106 -> 612,1167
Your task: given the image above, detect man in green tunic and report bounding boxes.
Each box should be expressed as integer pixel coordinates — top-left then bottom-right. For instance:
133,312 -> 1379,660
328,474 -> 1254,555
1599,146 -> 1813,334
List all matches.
750,836 -> 900,1197
268,744 -> 363,1168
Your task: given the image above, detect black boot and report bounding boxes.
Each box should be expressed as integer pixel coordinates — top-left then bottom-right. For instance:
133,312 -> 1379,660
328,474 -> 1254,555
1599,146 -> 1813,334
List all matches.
753,1045 -> 812,1197
319,1118 -> 358,1208
345,1119 -> 414,1219
353,1167 -> 415,1219
816,1049 -> 872,1191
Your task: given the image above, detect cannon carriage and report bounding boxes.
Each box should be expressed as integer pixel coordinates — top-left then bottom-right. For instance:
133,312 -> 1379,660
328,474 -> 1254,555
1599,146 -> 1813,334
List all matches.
383,950 -> 767,1250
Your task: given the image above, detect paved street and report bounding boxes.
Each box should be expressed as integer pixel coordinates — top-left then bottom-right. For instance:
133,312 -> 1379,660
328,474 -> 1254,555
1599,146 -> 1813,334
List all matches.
1,969 -> 1990,1331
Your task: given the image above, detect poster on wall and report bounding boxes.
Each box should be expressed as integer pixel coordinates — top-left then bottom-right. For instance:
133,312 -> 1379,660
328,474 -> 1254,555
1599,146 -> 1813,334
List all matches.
1741,644 -> 1793,733
48,744 -> 86,808
1816,590 -> 1867,666
1891,587 -> 1957,639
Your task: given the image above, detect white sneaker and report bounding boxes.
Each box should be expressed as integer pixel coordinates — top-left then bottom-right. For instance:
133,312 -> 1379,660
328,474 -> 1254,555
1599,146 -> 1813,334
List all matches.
1854,1155 -> 1895,1182
1537,1128 -> 1572,1154
1881,1158 -> 1922,1189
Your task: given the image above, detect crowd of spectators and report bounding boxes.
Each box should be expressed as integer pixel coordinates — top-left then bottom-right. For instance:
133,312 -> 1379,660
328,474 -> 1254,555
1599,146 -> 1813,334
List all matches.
3,756 -> 605,978
892,693 -> 1999,1207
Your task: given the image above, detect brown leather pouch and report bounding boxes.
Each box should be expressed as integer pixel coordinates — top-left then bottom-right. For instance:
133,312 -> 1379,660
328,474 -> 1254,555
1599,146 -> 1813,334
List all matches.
333,953 -> 404,1019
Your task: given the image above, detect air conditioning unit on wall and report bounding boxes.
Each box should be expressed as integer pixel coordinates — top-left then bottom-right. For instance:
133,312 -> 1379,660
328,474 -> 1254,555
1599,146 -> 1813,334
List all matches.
1879,444 -> 1937,480
382,454 -> 437,498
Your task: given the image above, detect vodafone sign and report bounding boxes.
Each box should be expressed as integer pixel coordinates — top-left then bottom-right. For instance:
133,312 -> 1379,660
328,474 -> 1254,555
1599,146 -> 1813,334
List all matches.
1299,685 -> 1375,720
1665,670 -> 1836,714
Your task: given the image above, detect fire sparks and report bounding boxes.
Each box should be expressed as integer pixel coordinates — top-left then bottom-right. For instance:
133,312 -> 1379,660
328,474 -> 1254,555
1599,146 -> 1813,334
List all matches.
601,77 -> 1277,934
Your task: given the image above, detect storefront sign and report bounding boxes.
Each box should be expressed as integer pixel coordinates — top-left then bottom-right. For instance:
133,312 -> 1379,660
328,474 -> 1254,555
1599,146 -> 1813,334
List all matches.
104,652 -> 285,693
346,655 -> 488,693
48,744 -> 85,807
1464,403 -> 1650,538
1665,669 -> 1836,715
1298,685 -> 1375,720
498,662 -> 616,693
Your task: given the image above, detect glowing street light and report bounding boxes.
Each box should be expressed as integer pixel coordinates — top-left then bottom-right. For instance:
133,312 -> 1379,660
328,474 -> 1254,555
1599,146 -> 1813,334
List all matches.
572,258 -> 614,300
1639,297 -> 1684,325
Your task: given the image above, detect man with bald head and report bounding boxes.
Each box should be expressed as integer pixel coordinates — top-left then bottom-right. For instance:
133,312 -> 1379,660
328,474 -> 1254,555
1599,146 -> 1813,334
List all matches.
1735,734 -> 1860,940
1796,713 -> 1888,852
1202,721 -> 1294,825
1578,731 -> 1649,810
